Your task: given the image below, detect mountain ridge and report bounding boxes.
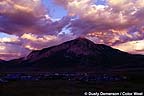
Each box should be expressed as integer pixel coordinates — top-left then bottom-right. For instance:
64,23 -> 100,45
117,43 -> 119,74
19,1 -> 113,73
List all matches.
27,37 -> 128,61
0,38 -> 144,71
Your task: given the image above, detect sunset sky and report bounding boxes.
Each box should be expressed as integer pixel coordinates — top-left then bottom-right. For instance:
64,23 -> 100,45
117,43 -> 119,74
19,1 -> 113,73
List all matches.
0,0 -> 144,60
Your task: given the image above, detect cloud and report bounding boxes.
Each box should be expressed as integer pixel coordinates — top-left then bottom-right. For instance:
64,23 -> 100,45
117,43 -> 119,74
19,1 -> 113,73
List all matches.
0,42 -> 30,60
0,0 -> 71,36
0,0 -> 49,35
112,40 -> 144,55
54,0 -> 144,45
20,33 -> 76,50
0,35 -> 19,43
21,33 -> 59,50
21,33 -> 57,42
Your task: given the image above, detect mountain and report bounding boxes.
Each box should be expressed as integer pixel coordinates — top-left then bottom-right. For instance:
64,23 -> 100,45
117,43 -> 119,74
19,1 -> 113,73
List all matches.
1,37 -> 144,71
0,59 -> 5,64
26,37 -> 129,66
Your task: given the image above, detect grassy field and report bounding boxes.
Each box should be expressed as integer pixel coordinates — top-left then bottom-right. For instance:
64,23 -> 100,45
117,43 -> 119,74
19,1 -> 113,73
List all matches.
0,79 -> 144,96
0,70 -> 144,96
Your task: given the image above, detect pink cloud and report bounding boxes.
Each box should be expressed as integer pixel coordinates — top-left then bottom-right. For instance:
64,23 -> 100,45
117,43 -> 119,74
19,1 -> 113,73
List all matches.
54,0 -> 144,45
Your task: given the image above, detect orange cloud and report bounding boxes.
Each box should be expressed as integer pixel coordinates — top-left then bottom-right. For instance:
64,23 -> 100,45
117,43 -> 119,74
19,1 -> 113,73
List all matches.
25,45 -> 39,50
112,40 -> 144,54
21,33 -> 57,43
0,0 -> 43,14
0,36 -> 19,43
21,33 -> 59,50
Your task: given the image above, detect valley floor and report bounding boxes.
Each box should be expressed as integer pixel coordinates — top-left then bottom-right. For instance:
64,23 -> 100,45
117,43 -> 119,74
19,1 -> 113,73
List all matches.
0,80 -> 144,96
0,71 -> 144,96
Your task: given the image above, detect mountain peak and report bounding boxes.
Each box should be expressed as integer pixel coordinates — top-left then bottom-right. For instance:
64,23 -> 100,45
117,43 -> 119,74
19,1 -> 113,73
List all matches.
26,37 -> 130,62
76,36 -> 87,40
27,38 -> 97,60
75,37 -> 91,41
64,37 -> 95,47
